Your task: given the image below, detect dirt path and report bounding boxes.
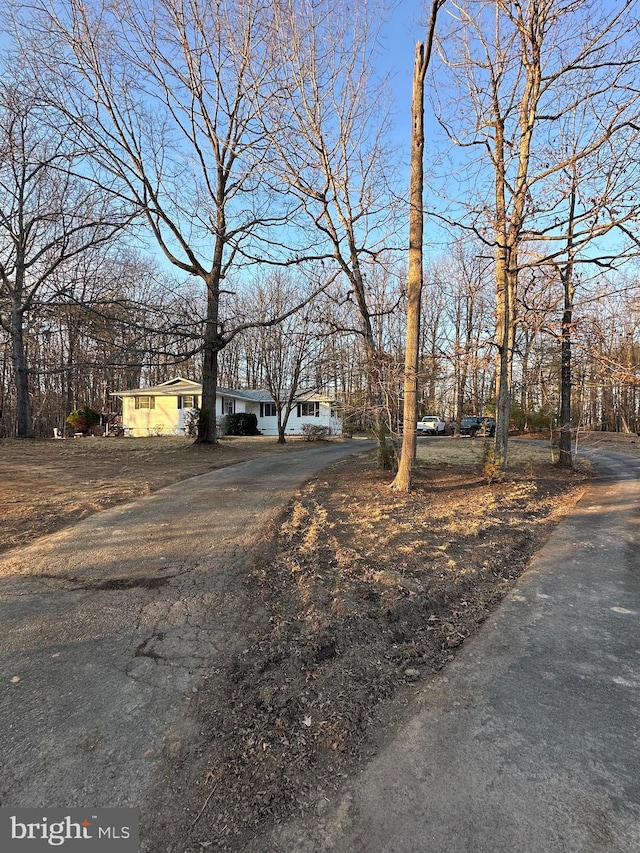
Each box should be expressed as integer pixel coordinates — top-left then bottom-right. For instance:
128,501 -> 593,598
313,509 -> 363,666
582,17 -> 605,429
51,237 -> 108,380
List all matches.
0,442 -> 371,836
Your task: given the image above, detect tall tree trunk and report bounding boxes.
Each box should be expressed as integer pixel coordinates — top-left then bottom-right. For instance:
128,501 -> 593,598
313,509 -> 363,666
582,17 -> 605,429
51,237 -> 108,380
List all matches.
346,249 -> 393,467
392,42 -> 427,491
198,329 -> 219,444
493,105 -> 515,467
11,302 -> 32,438
558,181 -> 577,468
494,263 -> 515,465
392,0 -> 443,491
558,302 -> 573,466
456,294 -> 473,429
197,249 -> 224,444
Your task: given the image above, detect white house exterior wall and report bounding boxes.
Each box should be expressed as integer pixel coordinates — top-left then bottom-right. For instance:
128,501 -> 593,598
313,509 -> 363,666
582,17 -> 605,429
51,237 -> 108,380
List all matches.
250,406 -> 340,437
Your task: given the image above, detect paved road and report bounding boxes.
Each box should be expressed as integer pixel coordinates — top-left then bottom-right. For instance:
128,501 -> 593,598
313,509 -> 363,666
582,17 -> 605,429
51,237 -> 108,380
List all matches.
266,448 -> 640,852
0,441 -> 372,814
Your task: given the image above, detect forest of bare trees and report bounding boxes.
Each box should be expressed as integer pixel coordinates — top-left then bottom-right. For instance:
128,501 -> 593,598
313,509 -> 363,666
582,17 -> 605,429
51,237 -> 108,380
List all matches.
1,0 -> 640,472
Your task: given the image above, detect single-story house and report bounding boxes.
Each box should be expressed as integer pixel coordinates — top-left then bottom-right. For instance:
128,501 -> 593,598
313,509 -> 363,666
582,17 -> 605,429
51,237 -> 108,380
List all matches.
111,377 -> 342,437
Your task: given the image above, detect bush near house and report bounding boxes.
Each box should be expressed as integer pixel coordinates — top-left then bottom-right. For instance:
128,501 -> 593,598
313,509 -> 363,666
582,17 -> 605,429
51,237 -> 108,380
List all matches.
183,407 -> 200,437
223,413 -> 260,436
65,405 -> 101,435
301,423 -> 332,441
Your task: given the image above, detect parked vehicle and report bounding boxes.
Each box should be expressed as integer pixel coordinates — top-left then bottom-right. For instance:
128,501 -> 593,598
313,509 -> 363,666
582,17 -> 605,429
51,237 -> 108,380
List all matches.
416,415 -> 447,435
459,416 -> 496,437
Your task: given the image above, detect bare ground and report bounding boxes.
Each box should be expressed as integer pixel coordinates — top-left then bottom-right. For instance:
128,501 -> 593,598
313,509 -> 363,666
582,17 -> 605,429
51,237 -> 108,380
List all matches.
0,436 -> 316,555
3,431 -> 636,850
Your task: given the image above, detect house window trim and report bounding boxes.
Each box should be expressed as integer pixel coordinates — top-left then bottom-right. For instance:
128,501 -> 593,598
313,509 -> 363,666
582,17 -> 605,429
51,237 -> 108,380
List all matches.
178,395 -> 198,409
134,395 -> 155,410
260,402 -> 277,418
297,401 -> 320,418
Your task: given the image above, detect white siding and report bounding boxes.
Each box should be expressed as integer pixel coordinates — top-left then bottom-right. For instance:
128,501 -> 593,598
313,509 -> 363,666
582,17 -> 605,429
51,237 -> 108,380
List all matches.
254,402 -> 340,436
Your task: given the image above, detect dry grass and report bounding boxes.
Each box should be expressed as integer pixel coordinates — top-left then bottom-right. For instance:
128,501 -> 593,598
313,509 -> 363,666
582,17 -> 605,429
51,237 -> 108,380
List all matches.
0,434 -> 332,554
577,430 -> 640,454
416,435 -> 557,466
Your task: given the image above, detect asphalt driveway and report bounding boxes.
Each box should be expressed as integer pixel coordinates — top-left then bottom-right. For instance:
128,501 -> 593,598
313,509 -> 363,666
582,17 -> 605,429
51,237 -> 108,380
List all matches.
0,441 -> 372,815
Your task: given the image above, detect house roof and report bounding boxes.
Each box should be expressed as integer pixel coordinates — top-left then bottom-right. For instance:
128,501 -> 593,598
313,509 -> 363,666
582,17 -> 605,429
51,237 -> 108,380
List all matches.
111,377 -> 338,404
111,377 -> 201,397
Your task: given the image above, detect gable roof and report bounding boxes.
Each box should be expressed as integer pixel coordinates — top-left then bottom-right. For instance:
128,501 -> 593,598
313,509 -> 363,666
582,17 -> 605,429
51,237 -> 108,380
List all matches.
111,377 -> 338,404
111,377 -> 201,397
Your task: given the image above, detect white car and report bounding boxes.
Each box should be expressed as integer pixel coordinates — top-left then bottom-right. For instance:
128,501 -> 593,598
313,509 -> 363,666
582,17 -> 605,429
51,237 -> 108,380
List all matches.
416,415 -> 447,435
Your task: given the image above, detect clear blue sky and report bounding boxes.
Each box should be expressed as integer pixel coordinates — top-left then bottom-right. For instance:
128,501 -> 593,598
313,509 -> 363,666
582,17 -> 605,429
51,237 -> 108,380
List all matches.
375,1 -> 453,252
377,0 -> 429,148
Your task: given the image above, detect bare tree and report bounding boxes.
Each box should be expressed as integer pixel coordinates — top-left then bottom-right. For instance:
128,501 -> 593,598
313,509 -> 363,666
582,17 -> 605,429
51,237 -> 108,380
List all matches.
251,272 -> 324,443
540,123 -> 640,464
392,0 -> 445,492
0,70 -> 127,437
18,0 -> 314,443
263,0 -> 403,466
439,244 -> 494,425
432,0 -> 640,466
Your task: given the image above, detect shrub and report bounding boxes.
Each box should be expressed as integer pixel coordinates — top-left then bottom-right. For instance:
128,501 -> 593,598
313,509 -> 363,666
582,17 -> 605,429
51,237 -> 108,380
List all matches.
301,423 -> 331,441
341,411 -> 359,437
223,412 -> 260,436
510,402 -> 554,433
367,422 -> 396,469
482,441 -> 504,483
66,405 -> 101,435
183,407 -> 200,437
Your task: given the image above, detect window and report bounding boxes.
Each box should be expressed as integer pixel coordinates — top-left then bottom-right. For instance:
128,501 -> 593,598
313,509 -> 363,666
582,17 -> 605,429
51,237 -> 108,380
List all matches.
134,396 -> 155,409
223,397 -> 235,415
297,401 -> 320,418
178,395 -> 198,409
260,402 -> 277,417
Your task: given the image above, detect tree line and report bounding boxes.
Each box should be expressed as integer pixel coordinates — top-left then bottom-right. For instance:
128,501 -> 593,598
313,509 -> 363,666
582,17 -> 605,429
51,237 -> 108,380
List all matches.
1,0 -> 640,476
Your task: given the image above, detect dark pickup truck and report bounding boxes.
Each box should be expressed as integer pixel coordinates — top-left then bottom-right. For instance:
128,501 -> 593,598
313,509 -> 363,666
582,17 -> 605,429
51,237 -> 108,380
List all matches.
459,416 -> 496,437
